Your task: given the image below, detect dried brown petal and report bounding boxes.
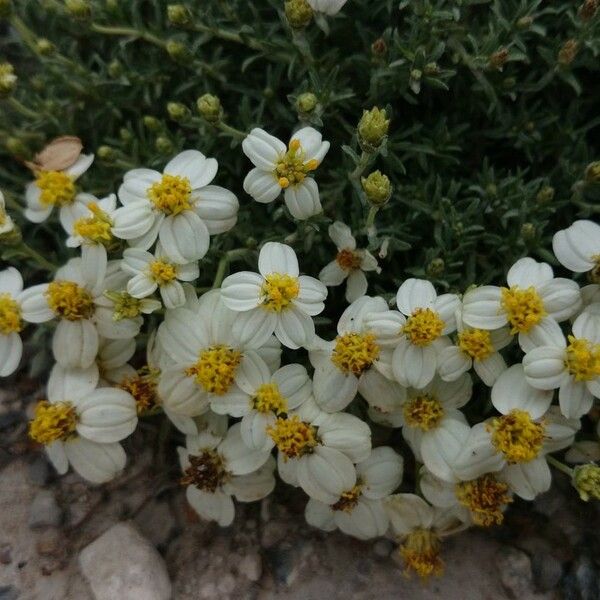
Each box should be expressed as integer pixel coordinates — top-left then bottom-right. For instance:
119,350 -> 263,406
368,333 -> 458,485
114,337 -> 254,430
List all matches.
34,136 -> 83,171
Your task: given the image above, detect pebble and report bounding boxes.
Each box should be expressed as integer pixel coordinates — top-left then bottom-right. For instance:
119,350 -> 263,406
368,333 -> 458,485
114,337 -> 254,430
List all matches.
27,455 -> 50,487
218,574 -> 236,595
530,550 -> 563,592
79,522 -> 172,600
0,543 -> 12,565
261,520 -> 287,548
28,490 -> 62,528
0,586 -> 20,600
36,527 -> 66,558
238,552 -> 262,582
497,547 -> 535,599
372,538 -> 394,558
134,499 -> 176,548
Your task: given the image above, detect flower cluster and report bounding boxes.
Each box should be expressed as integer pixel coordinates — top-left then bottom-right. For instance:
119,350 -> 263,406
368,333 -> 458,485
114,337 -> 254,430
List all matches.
2,128 -> 600,582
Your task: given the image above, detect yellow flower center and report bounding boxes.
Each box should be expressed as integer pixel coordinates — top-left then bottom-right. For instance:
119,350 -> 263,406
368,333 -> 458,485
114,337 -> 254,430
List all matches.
331,332 -> 380,375
0,293 -> 22,335
335,249 -> 362,271
105,291 -> 143,321
399,529 -> 444,580
252,382 -> 288,415
36,170 -> 76,207
402,394 -> 445,431
46,280 -> 94,321
28,400 -> 78,445
147,174 -> 193,215
261,273 -> 300,312
331,483 -> 363,513
565,335 -> 600,381
402,308 -> 444,347
488,409 -> 545,464
149,260 -> 179,285
180,450 -> 228,492
500,286 -> 547,334
73,202 -> 113,245
185,345 -> 242,395
120,367 -> 160,415
455,474 -> 512,527
274,139 -> 319,189
458,328 -> 494,361
267,415 -> 318,459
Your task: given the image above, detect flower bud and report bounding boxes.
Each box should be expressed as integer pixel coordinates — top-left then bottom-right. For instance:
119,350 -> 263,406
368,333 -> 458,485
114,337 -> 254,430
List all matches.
167,4 -> 192,27
427,258 -> 445,277
485,183 -> 497,197
584,161 -> 600,184
97,145 -> 116,161
489,48 -> 509,71
579,0 -> 598,21
535,185 -> 554,204
361,171 -> 392,206
196,93 -> 223,123
143,116 -> 161,131
572,464 -> 600,501
0,225 -> 22,246
167,101 -> 191,122
558,39 -> 579,66
371,38 -> 387,57
108,60 -> 123,78
65,0 -> 91,20
166,40 -> 191,62
424,62 -> 440,76
5,137 -> 28,157
521,223 -> 536,241
155,136 -> 174,154
285,0 -> 313,29
296,92 -> 318,114
358,107 -> 390,153
516,16 -> 533,29
35,38 -> 55,56
119,128 -> 133,142
0,0 -> 13,19
0,63 -> 17,98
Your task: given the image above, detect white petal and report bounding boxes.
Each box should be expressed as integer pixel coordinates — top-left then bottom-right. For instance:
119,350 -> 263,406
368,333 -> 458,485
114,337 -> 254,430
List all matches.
164,150 -> 218,189
291,127 -> 330,163
242,128 -> 285,169
559,379 -> 593,419
46,441 -> 68,475
272,363 -> 312,409
437,346 -> 471,382
193,185 -> 238,234
473,352 -> 507,387
420,418 -> 470,483
243,168 -> 281,204
220,272 -> 263,311
159,367 -> 209,416
0,267 -> 23,295
538,278 -> 581,322
573,310 -> 600,343
552,220 -> 600,273
159,212 -> 210,264
518,317 -> 566,353
384,493 -> 434,535
219,423 -> 270,475
52,320 -> 99,369
507,257 -> 553,288
19,284 -> 53,323
461,286 -> 506,330
160,281 -> 186,309
305,499 -> 336,532
319,261 -> 347,286
335,498 -> 388,540
504,458 -> 551,500
274,307 -> 315,349
357,369 -> 406,412
523,346 -> 568,390
453,423 -> 505,480
392,339 -> 436,389
258,242 -> 299,277
284,178 -> 322,220
186,487 -> 234,526
225,457 -> 276,501
346,270 -> 368,303
317,412 -> 371,463
65,153 -> 94,179
0,333 -> 22,377
111,202 -> 155,240
313,360 -> 359,412
235,350 -> 271,394
328,221 -> 355,250
64,438 -> 126,484
357,446 -> 404,499
240,412 -> 275,452
231,308 -> 278,348
396,278 -> 437,315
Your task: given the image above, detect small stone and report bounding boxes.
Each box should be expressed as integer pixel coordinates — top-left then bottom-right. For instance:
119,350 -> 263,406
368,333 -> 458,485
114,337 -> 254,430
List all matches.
134,500 -> 176,548
238,552 -> 262,582
218,574 -> 236,595
199,582 -> 217,599
372,539 -> 393,558
79,522 -> 171,600
0,543 -> 12,564
572,556 -> 600,599
261,520 -> 287,548
29,490 -> 62,528
498,547 -> 535,599
0,586 -> 20,600
36,527 -> 65,558
531,551 -> 563,592
27,455 -> 50,486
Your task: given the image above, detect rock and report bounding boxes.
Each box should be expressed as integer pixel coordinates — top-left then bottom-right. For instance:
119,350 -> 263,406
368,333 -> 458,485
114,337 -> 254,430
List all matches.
27,455 -> 50,486
498,547 -> 535,599
78,522 -> 171,600
134,500 -> 176,548
0,586 -> 20,600
372,538 -> 394,558
238,552 -> 262,582
530,550 -> 563,592
217,574 -> 236,595
0,542 -> 12,564
28,490 -> 62,528
261,520 -> 287,548
36,527 -> 66,558
569,555 -> 600,600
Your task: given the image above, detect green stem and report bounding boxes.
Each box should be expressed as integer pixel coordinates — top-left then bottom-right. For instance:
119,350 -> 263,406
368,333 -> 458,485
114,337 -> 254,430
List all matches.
350,151 -> 371,180
216,121 -> 247,141
10,16 -> 38,52
90,23 -> 167,48
192,22 -> 269,53
547,455 -> 574,477
1,191 -> 22,211
18,242 -> 57,272
365,205 -> 379,229
212,248 -> 252,288
8,97 -> 40,120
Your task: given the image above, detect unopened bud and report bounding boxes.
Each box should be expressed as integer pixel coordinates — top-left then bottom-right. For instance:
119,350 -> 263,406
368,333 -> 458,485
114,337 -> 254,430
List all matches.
65,0 -> 91,20
584,161 -> 600,184
97,145 -> 116,161
155,136 -> 174,154
579,0 -> 598,21
196,93 -> 222,123
143,116 -> 161,131
558,39 -> 579,66
108,60 -> 123,78
285,0 -> 313,28
502,77 -> 516,89
105,0 -> 119,11
521,223 -> 536,241
427,258 -> 445,277
536,185 -> 555,204
410,68 -> 422,81
296,92 -> 318,114
167,4 -> 192,27
371,38 -> 387,57
166,40 -> 191,62
361,171 -> 392,206
516,16 -> 533,29
119,128 -> 133,142
485,183 -> 497,197
0,225 -> 22,246
5,137 -> 28,156
358,107 -> 390,153
167,101 -> 190,122
489,48 -> 509,70
0,63 -> 17,97
573,464 -> 600,501
0,0 -> 13,19
35,38 -> 55,56
424,62 -> 440,76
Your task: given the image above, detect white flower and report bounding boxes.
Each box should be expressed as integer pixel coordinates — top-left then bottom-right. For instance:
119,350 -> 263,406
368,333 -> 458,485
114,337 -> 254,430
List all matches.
121,244 -> 198,309
394,375 -> 472,482
454,365 -> 579,500
242,127 -> 329,220
307,0 -> 347,15
310,295 -> 405,412
437,306 -> 511,386
273,400 -> 371,504
66,193 -> 117,277
28,363 -> 137,484
523,307 -> 600,419
211,359 -> 312,452
178,424 -> 275,526
552,220 -> 600,275
305,446 -> 403,540
0,190 -> 15,235
24,154 -> 94,232
384,494 -> 467,579
96,337 -> 136,385
112,150 -> 238,264
462,257 -> 581,352
221,242 -> 327,349
319,222 -> 380,303
391,278 -> 460,389
157,290 -> 281,422
0,268 -> 28,377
